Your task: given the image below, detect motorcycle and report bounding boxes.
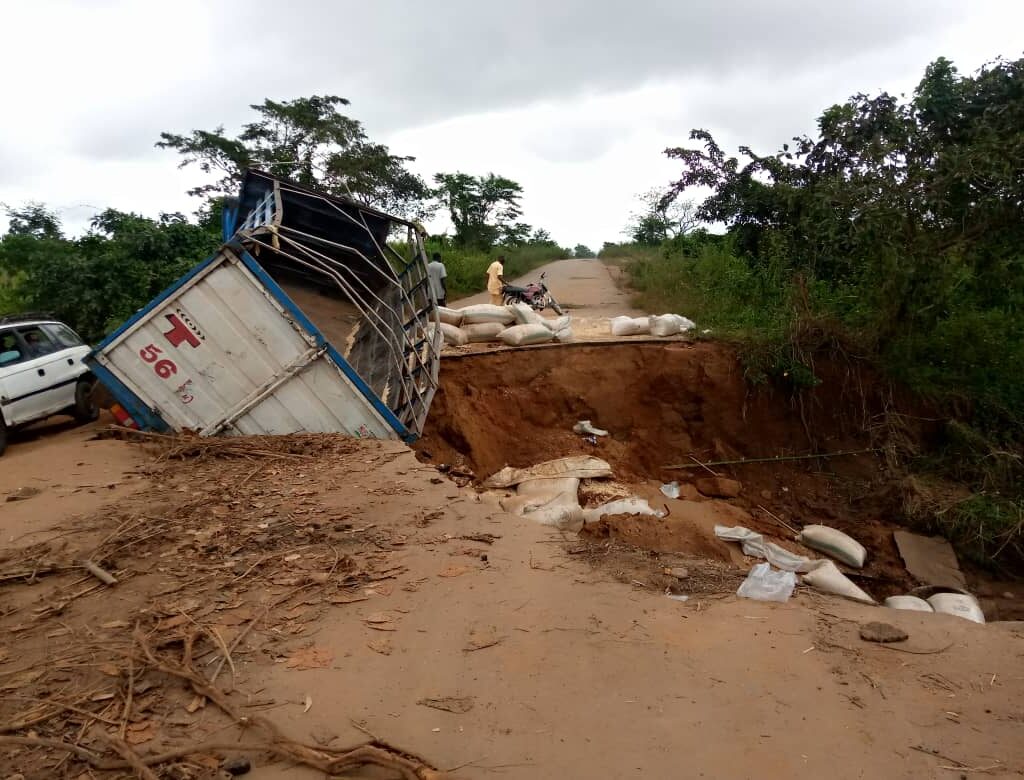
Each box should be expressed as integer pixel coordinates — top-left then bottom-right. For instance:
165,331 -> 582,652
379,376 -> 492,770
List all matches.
501,272 -> 564,315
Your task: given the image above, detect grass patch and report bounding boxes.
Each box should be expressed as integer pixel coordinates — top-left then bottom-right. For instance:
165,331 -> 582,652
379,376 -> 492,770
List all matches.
422,238 -> 567,299
605,240 -> 1024,571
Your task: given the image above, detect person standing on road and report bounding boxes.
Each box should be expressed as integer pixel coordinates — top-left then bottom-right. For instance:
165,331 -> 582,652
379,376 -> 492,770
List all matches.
427,252 -> 448,307
486,255 -> 505,306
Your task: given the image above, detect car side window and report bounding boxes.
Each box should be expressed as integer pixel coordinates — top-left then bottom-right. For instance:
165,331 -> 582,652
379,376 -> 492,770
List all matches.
0,330 -> 24,367
16,326 -> 60,359
42,323 -> 84,348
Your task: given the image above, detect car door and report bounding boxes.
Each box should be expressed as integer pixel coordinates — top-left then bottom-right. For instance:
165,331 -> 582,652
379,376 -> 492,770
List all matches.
0,327 -> 41,426
1,326 -> 70,424
41,322 -> 91,403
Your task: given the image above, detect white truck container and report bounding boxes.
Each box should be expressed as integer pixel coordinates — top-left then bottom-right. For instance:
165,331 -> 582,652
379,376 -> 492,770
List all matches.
87,171 -> 441,442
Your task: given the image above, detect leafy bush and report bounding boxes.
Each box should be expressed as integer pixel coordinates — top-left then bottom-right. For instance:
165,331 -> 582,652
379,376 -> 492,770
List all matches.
0,207 -> 220,342
423,237 -> 566,299
632,54 -> 1024,569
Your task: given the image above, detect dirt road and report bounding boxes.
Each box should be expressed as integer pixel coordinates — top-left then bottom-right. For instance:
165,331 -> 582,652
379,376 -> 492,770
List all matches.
451,257 -> 643,319
1,266 -> 1023,778
2,425 -> 1022,778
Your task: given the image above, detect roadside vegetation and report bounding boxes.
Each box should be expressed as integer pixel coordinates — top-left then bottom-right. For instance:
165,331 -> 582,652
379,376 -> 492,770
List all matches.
0,95 -> 570,340
606,55 -> 1024,570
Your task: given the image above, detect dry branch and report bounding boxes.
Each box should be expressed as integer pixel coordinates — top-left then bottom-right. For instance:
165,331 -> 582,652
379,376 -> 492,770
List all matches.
99,733 -> 160,780
81,559 -> 118,586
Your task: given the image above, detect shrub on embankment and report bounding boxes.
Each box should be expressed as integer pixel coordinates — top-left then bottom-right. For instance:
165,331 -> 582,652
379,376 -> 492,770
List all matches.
606,238 -> 1024,571
603,54 -> 1024,571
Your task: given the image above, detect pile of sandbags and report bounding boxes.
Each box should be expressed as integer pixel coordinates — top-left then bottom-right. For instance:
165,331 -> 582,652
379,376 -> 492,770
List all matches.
487,455 -> 664,530
432,303 -> 572,347
608,313 -> 696,337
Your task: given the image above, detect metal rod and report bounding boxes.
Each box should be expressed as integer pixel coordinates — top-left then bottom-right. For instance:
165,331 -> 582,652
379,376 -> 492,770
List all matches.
663,449 -> 880,470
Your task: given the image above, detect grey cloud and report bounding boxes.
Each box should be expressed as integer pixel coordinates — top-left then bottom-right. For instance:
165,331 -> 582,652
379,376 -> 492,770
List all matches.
221,0 -> 963,130
61,0 -> 963,170
524,120 -> 629,163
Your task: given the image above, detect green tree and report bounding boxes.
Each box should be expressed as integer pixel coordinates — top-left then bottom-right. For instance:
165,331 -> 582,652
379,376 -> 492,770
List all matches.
573,244 -> 596,258
529,228 -> 560,247
499,222 -> 534,247
0,206 -> 220,341
625,187 -> 699,245
665,55 -> 1024,341
3,202 -> 64,240
432,172 -> 524,249
157,96 -> 432,219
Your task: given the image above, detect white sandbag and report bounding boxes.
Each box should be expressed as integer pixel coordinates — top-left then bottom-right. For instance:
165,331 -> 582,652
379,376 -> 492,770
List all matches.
517,477 -> 581,498
927,593 -> 985,624
884,595 -> 934,613
542,314 -> 572,332
737,563 -> 797,602
462,322 -> 506,342
499,323 -> 554,346
484,456 -> 613,488
573,420 -> 608,437
508,302 -> 544,325
500,477 -> 584,529
434,322 -> 468,346
714,525 -> 817,572
553,326 -> 574,343
649,314 -> 682,337
798,524 -> 867,568
582,497 -> 664,523
650,313 -> 697,337
609,316 -> 650,336
459,304 -> 515,325
437,306 -> 464,326
801,560 -> 874,603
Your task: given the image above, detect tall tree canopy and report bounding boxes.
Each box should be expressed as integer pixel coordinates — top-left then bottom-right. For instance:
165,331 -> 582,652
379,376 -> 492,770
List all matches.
664,56 -> 1024,343
624,187 -> 699,245
0,205 -> 219,341
157,96 -> 432,219
433,173 -> 524,249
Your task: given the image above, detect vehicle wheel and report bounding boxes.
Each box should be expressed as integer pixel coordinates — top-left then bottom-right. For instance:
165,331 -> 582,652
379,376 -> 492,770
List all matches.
503,295 -> 517,306
73,378 -> 100,423
0,418 -> 6,457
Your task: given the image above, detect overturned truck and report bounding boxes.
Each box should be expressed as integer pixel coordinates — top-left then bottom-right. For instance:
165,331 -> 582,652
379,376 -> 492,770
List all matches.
86,171 -> 441,441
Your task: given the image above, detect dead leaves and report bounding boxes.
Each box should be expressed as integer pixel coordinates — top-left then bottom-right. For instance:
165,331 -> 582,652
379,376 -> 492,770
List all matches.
367,638 -> 394,655
417,696 -> 474,714
285,645 -> 334,670
0,669 -> 43,692
458,533 -> 500,545
124,719 -> 156,745
328,593 -> 369,605
464,626 -> 504,652
155,614 -> 191,632
363,612 -> 399,632
438,564 -> 471,578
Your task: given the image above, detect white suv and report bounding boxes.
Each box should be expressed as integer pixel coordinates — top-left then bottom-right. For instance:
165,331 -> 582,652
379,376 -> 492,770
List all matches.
0,316 -> 98,455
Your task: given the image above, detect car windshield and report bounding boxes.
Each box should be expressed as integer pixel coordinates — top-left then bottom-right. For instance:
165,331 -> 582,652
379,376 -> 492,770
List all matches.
43,322 -> 84,348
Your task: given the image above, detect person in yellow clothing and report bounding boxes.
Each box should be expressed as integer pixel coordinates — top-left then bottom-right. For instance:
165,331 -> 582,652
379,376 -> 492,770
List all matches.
486,255 -> 506,306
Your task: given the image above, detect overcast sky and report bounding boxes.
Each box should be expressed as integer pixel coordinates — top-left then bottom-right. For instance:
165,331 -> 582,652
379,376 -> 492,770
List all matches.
1,1 -> 1021,249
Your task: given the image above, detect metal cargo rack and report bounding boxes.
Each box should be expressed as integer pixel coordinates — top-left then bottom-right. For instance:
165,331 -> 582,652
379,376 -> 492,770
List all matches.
225,171 -> 442,438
